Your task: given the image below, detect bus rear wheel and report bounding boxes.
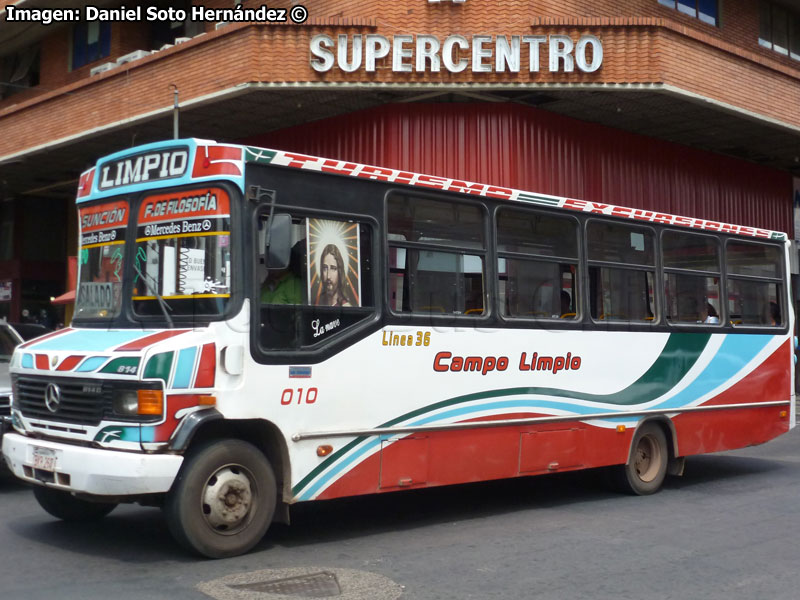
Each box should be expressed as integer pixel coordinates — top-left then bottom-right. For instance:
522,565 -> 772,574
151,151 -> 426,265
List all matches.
33,486 -> 117,521
165,439 -> 276,559
613,423 -> 668,495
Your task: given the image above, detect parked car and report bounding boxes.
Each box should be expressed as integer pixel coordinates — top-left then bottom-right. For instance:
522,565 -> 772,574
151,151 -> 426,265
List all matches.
0,320 -> 51,430
7,322 -> 52,342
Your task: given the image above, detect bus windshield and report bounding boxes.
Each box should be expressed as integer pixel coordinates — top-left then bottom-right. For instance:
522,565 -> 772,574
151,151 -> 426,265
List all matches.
131,186 -> 232,319
74,199 -> 129,320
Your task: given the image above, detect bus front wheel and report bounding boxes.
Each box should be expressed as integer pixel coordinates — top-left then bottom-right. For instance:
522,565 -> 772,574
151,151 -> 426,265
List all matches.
165,439 -> 276,559
613,423 -> 668,495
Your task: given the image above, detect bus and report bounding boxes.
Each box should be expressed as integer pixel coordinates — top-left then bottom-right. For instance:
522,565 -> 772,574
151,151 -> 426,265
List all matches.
2,139 -> 795,558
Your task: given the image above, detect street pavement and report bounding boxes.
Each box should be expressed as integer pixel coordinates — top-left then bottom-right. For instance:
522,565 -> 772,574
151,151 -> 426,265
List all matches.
0,419 -> 799,599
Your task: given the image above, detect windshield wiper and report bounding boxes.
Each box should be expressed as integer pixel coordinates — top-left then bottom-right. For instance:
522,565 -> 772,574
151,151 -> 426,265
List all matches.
132,262 -> 174,329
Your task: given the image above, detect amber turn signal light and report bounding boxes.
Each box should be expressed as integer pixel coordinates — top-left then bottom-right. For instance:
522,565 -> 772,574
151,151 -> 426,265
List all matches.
137,389 -> 164,415
317,445 -> 333,457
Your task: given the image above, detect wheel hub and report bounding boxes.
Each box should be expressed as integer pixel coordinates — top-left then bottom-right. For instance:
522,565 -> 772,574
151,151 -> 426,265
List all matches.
202,466 -> 255,533
634,435 -> 660,482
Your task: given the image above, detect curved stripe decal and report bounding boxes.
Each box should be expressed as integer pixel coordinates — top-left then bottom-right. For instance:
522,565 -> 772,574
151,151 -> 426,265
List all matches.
293,333 -> 781,500
293,333 -> 709,497
653,334 -> 773,411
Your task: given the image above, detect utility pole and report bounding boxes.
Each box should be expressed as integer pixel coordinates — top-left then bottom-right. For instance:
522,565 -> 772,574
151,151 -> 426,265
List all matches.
170,84 -> 179,139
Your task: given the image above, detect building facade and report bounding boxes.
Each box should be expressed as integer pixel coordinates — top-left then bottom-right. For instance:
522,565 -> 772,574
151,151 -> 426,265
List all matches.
1,0 -> 799,322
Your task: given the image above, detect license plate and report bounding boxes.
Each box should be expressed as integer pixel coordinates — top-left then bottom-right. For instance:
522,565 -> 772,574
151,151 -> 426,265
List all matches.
32,447 -> 56,472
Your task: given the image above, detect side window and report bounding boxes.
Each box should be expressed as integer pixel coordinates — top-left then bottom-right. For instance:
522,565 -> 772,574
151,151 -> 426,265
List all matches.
658,0 -> 718,26
726,241 -> 783,327
72,22 -> 111,70
759,2 -> 800,59
663,231 -> 721,325
387,194 -> 486,316
149,0 -> 205,50
0,44 -> 40,99
496,208 -> 579,320
587,221 -> 656,323
256,211 -> 375,351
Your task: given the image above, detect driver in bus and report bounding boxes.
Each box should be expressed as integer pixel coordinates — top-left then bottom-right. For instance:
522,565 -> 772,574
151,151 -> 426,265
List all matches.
261,240 -> 304,305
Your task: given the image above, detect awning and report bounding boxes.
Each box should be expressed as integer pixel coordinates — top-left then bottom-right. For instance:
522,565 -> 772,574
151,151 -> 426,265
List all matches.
51,257 -> 77,305
51,290 -> 75,305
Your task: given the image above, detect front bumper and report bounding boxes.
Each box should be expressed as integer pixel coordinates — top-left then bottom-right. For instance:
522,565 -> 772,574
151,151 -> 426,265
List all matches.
2,432 -> 183,496
0,393 -> 10,442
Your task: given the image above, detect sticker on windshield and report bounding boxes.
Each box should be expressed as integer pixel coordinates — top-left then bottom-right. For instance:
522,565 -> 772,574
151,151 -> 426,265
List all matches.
137,188 -> 230,239
78,281 -> 119,311
79,200 -> 128,248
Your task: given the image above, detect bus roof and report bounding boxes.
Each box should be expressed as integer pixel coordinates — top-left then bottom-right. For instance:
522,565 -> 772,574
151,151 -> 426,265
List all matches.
77,138 -> 788,242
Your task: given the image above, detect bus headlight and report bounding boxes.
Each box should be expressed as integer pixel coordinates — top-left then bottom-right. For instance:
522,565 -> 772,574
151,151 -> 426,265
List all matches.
111,387 -> 164,418
113,390 -> 139,416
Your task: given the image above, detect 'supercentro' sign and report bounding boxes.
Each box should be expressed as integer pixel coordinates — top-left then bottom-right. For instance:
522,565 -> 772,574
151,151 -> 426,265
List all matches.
310,34 -> 603,74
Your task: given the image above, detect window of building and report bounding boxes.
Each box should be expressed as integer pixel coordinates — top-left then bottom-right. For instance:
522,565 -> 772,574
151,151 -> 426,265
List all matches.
387,194 -> 486,316
663,231 -> 721,325
496,208 -> 579,320
759,2 -> 800,60
72,22 -> 111,70
725,241 -> 783,326
0,203 -> 13,261
587,221 -> 656,323
0,45 -> 40,99
658,0 -> 718,26
149,0 -> 205,49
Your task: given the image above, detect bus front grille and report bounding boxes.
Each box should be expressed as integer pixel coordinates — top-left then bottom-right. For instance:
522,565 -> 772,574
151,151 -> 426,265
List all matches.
12,376 -> 109,426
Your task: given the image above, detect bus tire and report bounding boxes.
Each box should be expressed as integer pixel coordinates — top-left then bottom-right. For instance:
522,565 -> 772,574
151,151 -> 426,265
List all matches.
165,439 -> 276,559
33,486 -> 117,521
613,423 -> 668,496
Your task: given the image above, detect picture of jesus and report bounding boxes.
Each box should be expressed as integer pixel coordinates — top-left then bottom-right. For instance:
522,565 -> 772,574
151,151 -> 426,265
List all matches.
306,218 -> 361,307
319,243 -> 350,307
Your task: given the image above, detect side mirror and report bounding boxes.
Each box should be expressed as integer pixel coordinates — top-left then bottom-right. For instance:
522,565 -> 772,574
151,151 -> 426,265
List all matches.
265,213 -> 291,270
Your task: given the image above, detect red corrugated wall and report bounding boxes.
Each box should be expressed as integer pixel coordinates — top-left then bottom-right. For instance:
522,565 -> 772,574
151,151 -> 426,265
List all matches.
242,103 -> 792,234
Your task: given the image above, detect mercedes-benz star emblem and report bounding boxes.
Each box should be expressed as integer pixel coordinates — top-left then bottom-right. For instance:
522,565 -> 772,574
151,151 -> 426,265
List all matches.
44,383 -> 61,413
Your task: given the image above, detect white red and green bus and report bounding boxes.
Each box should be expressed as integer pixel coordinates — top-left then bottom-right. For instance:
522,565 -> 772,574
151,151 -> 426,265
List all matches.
2,139 -> 795,558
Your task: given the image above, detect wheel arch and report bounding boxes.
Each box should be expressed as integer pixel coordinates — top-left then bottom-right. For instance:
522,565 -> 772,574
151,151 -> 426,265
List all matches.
175,417 -> 292,511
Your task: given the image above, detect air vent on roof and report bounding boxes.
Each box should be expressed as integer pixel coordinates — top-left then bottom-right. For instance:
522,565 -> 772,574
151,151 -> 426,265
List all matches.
89,62 -> 117,76
116,50 -> 151,66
